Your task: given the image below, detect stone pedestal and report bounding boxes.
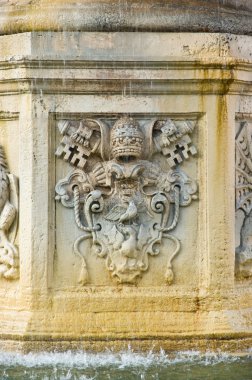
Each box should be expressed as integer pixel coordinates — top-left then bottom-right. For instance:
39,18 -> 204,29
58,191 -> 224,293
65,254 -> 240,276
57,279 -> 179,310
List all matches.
0,30 -> 252,351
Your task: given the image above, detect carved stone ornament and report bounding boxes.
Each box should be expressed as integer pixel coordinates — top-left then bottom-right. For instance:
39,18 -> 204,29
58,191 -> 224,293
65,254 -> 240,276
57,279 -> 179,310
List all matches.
55,116 -> 198,284
235,120 -> 252,279
0,146 -> 19,280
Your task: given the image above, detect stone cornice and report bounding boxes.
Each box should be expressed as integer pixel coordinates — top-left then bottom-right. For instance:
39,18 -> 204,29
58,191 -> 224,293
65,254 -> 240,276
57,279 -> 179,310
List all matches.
0,33 -> 251,95
0,59 -> 251,70
0,59 -> 251,95
0,0 -> 251,35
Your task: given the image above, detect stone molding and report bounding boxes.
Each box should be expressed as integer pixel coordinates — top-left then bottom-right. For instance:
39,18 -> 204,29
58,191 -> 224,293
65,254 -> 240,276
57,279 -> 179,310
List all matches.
0,0 -> 251,35
0,59 -> 251,96
0,33 -> 252,96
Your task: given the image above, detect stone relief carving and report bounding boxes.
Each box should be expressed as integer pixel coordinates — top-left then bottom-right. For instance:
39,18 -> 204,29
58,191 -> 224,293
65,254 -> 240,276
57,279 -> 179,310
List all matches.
235,120 -> 252,279
55,116 -> 198,284
0,146 -> 19,280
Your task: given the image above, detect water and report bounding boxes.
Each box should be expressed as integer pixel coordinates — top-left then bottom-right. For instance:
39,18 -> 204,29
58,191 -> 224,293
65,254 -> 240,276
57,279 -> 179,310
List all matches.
0,349 -> 252,380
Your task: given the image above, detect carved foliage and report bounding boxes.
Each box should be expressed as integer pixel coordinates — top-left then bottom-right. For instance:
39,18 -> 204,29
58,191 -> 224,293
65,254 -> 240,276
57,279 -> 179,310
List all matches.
235,120 -> 252,279
0,146 -> 19,280
55,116 -> 198,284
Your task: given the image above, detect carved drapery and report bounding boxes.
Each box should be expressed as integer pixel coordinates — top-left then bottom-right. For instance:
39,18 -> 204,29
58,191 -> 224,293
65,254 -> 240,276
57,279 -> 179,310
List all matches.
55,116 -> 198,284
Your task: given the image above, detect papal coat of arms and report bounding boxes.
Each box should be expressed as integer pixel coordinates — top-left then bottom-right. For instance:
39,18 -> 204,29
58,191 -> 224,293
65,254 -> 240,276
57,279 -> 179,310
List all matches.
55,115 -> 198,284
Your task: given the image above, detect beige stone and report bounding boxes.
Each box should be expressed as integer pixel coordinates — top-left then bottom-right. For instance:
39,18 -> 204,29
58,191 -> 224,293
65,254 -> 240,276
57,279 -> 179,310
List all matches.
0,0 -> 251,35
0,31 -> 251,352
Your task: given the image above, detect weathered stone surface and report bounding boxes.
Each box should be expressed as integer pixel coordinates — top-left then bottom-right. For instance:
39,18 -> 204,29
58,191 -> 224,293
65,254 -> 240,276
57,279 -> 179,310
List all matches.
0,0 -> 252,36
235,117 -> 252,279
55,115 -> 197,285
0,146 -> 19,281
0,31 -> 252,351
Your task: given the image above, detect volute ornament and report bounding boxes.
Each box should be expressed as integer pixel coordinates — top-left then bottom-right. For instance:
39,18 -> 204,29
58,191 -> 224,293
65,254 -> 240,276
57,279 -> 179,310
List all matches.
55,115 -> 198,284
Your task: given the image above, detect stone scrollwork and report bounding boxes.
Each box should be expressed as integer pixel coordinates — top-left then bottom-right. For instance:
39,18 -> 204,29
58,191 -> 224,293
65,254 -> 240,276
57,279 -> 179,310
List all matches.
235,120 -> 252,279
55,115 -> 198,285
0,146 -> 19,280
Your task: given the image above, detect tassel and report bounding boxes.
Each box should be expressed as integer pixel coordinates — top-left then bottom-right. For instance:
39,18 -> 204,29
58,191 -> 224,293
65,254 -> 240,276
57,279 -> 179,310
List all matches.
78,261 -> 89,285
74,234 -> 92,285
165,266 -> 174,285
163,234 -> 180,286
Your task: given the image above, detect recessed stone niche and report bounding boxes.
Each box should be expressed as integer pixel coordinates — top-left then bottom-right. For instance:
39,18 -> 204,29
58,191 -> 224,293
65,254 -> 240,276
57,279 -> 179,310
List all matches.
0,7 -> 252,351
54,113 -> 199,288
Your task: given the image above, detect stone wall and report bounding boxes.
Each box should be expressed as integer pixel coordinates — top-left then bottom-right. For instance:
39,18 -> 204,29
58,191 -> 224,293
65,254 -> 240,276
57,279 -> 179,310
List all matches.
0,31 -> 252,351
